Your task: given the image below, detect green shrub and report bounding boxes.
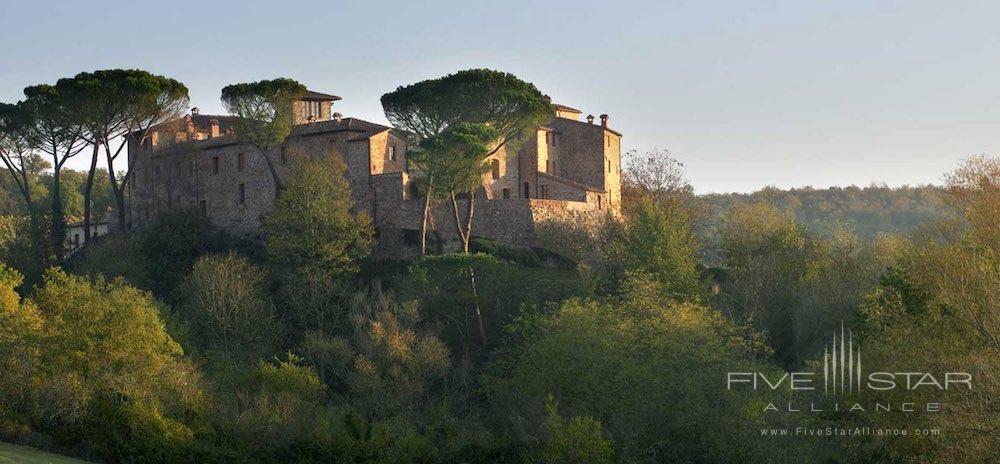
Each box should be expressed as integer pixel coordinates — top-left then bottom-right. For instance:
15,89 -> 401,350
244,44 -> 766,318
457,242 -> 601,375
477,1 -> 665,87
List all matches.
470,237 -> 541,267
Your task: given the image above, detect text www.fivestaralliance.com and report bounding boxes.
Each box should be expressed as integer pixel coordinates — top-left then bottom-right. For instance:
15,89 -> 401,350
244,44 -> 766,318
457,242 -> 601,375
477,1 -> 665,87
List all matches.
760,427 -> 941,437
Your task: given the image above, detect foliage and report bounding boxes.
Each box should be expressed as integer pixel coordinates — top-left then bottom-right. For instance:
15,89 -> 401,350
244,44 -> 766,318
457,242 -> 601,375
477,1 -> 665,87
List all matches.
488,273 -> 804,463
21,82 -> 87,262
307,286 -> 450,420
538,397 -> 613,464
943,154 -> 1000,251
264,154 -> 372,334
717,202 -> 808,366
621,148 -> 694,209
175,252 -> 280,362
60,69 -> 188,233
469,237 -> 541,268
593,197 -> 703,300
210,354 -> 326,455
264,153 -> 372,281
39,168 -> 115,220
393,253 -> 586,370
66,209 -> 249,301
221,78 -> 306,193
135,210 -> 221,298
699,184 -> 949,263
221,78 -> 305,151
414,122 -> 497,194
0,266 -> 204,463
381,68 -> 553,145
383,69 -> 553,254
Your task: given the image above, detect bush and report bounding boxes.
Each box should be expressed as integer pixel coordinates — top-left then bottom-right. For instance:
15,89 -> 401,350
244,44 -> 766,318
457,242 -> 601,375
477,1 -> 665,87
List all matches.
210,354 -> 327,455
392,253 -> 586,368
470,237 -> 541,267
66,209 -> 256,301
175,252 -> 281,362
0,266 -> 206,463
487,273 -> 807,463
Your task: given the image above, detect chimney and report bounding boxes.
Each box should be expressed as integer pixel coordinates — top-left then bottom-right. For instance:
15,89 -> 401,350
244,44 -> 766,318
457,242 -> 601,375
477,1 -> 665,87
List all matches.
599,114 -> 608,128
184,114 -> 194,134
333,112 -> 343,123
191,107 -> 200,115
209,118 -> 220,138
586,114 -> 595,124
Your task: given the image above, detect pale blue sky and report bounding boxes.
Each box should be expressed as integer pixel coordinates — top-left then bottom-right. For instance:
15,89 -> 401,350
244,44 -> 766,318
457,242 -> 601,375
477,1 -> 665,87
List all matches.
2,0 -> 998,193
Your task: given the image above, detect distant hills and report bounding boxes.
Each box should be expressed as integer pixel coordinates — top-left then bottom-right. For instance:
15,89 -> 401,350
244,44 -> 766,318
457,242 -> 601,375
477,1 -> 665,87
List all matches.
696,184 -> 951,262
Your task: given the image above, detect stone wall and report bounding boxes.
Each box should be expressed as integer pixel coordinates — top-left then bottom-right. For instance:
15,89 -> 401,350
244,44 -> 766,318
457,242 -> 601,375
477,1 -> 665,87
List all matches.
536,171 -> 592,201
128,120 -> 402,234
128,111 -> 622,261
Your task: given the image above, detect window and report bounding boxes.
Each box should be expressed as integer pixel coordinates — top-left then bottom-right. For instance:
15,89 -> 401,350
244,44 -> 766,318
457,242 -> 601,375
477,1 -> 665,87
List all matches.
552,133 -> 557,146
388,145 -> 396,162
199,200 -> 207,215
238,183 -> 246,205
304,101 -> 322,120
502,188 -> 510,199
213,156 -> 220,174
608,159 -> 612,173
491,159 -> 500,180
540,184 -> 548,199
73,234 -> 79,246
523,182 -> 530,199
238,153 -> 246,172
597,195 -> 603,210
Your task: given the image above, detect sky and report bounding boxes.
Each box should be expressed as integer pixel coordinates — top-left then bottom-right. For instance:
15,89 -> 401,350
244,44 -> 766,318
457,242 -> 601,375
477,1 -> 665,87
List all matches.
2,0 -> 999,193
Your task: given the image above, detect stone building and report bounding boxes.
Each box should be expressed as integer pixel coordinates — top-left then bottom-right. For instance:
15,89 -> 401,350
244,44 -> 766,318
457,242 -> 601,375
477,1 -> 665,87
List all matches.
126,88 -> 622,258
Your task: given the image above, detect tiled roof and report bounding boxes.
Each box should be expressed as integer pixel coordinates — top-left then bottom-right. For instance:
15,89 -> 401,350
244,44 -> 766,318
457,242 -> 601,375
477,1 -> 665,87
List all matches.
548,115 -> 622,137
347,128 -> 392,142
293,117 -> 391,137
148,115 -> 396,155
303,89 -> 342,101
553,103 -> 582,113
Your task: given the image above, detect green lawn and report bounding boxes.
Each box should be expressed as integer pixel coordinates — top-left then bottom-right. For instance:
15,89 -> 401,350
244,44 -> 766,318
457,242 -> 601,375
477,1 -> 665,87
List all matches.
0,442 -> 94,464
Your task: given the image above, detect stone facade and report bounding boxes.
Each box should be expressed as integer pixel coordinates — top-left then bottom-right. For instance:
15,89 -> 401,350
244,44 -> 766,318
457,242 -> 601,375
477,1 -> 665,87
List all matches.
126,88 -> 622,258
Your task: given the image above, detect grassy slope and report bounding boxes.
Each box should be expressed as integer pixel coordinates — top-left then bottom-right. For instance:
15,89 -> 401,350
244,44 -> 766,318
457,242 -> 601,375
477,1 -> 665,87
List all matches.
0,442 -> 94,464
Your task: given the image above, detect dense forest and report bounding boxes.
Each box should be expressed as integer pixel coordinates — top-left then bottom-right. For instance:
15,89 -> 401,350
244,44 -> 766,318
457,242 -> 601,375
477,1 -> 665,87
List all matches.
698,183 -> 949,262
0,70 -> 997,463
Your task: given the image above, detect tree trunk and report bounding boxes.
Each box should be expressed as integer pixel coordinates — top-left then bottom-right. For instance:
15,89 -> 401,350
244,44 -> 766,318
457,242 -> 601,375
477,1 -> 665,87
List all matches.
22,189 -> 44,268
104,139 -> 130,236
468,265 -> 487,347
420,184 -> 432,255
259,148 -> 284,198
83,142 -> 99,243
448,191 -> 486,346
1,156 -> 43,267
464,194 -> 475,253
449,191 -> 475,254
51,164 -> 65,263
